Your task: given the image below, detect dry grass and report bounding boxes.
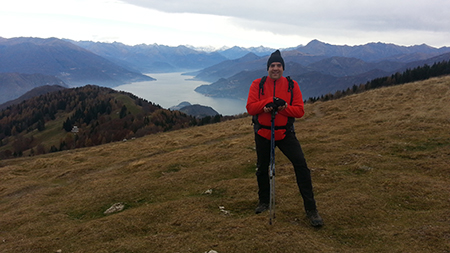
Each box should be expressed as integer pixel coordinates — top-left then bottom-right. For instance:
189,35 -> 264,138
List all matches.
1,76 -> 449,253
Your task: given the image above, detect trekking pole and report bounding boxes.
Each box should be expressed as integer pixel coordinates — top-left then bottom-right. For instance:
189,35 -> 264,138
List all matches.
269,109 -> 277,225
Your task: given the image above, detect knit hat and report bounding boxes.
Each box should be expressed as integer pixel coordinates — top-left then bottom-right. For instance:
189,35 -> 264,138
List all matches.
267,50 -> 285,70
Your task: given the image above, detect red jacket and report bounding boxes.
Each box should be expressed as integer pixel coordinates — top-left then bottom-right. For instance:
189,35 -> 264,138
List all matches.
246,76 -> 305,140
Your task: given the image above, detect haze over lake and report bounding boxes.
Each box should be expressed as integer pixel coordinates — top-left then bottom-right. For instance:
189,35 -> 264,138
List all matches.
115,72 -> 247,116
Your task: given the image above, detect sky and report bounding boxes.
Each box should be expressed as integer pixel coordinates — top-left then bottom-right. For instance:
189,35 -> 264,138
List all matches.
1,0 -> 449,49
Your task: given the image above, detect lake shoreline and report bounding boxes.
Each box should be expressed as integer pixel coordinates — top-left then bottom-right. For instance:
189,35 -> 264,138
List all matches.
115,72 -> 247,116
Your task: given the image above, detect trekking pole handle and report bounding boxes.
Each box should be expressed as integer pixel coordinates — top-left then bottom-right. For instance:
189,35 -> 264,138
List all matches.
271,110 -> 277,120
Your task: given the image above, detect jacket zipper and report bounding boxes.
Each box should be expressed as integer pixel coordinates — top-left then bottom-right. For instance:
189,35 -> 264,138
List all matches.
273,80 -> 276,98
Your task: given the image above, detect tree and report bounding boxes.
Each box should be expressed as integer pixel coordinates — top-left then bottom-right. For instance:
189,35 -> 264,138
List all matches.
37,119 -> 45,131
63,118 -> 72,132
119,105 -> 128,119
49,145 -> 58,153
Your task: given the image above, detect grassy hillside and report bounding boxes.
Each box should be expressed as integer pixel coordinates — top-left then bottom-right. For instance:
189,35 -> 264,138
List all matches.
0,85 -> 224,158
0,76 -> 449,252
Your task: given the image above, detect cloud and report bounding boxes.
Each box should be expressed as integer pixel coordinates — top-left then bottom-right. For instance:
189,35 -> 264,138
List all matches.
121,0 -> 450,46
2,0 -> 449,48
122,0 -> 450,30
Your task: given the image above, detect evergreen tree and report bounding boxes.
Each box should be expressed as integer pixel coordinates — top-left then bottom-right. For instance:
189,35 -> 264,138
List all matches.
119,105 -> 128,119
63,118 -> 72,132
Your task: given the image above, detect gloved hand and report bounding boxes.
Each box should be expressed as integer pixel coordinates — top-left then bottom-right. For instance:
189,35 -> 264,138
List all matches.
273,97 -> 286,107
265,102 -> 277,109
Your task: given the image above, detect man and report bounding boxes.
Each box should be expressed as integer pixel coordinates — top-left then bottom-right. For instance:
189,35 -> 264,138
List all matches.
246,50 -> 323,227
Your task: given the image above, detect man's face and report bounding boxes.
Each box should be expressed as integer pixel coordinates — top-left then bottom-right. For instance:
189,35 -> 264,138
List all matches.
268,62 -> 283,80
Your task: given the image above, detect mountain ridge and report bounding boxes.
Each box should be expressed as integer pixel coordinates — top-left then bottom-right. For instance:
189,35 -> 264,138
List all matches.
68,40 -> 228,73
0,72 -> 67,104
0,84 -> 67,111
194,48 -> 450,100
0,37 -> 154,87
296,39 -> 450,61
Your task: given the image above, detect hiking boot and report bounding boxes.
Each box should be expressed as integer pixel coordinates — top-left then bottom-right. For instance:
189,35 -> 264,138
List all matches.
306,209 -> 324,227
255,202 -> 269,214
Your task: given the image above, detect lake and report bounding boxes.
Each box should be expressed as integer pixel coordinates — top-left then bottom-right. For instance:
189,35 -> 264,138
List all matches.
115,72 -> 247,116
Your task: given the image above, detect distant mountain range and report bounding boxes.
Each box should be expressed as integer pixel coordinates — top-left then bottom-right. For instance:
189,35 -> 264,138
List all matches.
1,36 -> 450,107
215,45 -> 276,59
0,72 -> 67,104
194,40 -> 450,100
67,40 -> 229,73
0,37 -> 154,87
0,84 -> 67,111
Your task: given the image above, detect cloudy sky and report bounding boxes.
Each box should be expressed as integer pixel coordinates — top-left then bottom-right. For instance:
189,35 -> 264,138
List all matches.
1,0 -> 449,49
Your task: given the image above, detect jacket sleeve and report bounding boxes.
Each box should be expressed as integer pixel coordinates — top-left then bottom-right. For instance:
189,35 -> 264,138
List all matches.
246,79 -> 273,116
278,80 -> 305,118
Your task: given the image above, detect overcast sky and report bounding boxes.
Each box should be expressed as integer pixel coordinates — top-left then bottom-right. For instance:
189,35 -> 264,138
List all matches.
1,0 -> 449,49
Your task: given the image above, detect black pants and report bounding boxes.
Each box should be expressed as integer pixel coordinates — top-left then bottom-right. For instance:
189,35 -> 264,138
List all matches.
255,131 -> 317,211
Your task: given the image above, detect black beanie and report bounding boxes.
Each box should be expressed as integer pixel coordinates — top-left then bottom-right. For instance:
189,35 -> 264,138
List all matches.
267,50 -> 285,70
